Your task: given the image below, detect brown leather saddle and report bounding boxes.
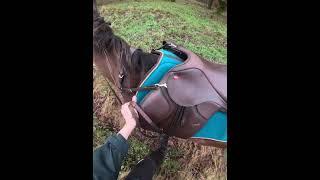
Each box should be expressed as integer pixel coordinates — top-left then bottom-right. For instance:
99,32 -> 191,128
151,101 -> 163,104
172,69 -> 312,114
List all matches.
133,42 -> 227,142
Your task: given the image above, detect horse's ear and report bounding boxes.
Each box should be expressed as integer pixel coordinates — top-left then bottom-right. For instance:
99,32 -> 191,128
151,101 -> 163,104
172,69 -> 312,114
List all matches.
93,0 -> 111,26
93,0 -> 99,20
93,0 -> 97,12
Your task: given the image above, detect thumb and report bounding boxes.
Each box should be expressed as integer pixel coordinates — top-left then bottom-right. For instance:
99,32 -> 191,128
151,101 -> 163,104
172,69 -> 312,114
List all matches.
132,95 -> 137,102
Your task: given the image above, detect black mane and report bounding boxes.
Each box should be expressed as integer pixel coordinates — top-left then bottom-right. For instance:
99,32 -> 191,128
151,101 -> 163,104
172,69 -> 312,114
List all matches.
93,16 -> 132,69
93,0 -> 158,90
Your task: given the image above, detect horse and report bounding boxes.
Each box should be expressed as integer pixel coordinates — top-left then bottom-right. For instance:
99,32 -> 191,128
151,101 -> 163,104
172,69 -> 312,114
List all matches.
93,0 -> 226,148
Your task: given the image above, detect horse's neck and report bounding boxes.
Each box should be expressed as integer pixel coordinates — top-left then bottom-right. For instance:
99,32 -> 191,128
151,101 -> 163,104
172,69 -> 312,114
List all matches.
120,51 -> 158,103
136,51 -> 159,82
142,52 -> 159,75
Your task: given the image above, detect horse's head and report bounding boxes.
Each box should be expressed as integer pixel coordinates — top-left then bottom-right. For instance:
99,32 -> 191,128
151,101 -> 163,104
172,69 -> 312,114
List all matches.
93,0 -> 143,103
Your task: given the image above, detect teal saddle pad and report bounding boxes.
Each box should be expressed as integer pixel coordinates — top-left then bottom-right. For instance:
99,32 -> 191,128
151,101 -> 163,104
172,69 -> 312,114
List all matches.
136,49 -> 227,142
136,49 -> 182,104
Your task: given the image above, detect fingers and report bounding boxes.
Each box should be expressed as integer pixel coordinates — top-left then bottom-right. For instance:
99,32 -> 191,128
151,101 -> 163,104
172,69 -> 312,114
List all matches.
121,101 -> 138,119
132,95 -> 137,102
130,96 -> 139,117
121,97 -> 138,111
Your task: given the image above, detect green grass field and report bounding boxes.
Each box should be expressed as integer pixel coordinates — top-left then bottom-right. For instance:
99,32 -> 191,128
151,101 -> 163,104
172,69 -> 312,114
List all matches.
100,0 -> 227,63
94,0 -> 227,179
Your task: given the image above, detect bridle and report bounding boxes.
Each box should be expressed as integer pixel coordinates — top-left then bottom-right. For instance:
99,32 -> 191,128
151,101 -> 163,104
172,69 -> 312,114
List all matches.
102,50 -> 125,104
99,22 -> 169,104
103,47 -> 162,104
102,47 -> 138,104
95,20 -> 163,137
102,47 -> 163,135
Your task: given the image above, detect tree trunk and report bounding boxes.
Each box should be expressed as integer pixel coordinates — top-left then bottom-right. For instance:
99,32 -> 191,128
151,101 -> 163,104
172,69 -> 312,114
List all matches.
208,0 -> 214,9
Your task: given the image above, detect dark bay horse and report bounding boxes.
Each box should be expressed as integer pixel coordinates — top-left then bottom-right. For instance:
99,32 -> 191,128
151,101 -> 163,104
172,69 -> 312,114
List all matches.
93,0 -> 226,148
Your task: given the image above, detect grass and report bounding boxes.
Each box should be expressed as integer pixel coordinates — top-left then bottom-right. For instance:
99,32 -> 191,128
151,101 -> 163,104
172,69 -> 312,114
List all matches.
93,115 -> 112,149
94,0 -> 227,179
122,137 -> 150,170
99,0 -> 227,64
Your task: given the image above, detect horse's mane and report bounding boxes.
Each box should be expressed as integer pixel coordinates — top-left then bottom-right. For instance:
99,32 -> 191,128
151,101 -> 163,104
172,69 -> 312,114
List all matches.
93,0 -> 159,90
93,14 -> 133,76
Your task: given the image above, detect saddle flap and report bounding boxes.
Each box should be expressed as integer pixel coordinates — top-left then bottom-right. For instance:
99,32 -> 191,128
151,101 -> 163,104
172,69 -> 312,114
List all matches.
166,68 -> 226,108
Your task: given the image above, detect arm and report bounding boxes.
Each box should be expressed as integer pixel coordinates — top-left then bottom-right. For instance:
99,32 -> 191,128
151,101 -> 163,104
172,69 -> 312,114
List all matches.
93,97 -> 138,180
93,134 -> 129,180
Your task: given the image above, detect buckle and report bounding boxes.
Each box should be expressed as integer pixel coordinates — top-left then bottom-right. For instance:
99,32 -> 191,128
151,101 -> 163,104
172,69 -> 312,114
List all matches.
155,83 -> 167,88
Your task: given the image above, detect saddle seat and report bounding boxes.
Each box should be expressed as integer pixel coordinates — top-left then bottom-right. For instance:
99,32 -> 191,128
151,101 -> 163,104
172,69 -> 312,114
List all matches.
164,46 -> 227,112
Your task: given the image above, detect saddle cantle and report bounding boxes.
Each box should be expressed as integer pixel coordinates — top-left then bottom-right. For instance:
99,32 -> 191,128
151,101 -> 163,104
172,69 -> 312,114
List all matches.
136,43 -> 227,147
164,46 -> 227,111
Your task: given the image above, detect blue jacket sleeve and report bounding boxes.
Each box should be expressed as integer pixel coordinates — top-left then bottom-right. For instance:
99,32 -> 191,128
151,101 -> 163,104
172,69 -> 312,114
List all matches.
93,134 -> 129,180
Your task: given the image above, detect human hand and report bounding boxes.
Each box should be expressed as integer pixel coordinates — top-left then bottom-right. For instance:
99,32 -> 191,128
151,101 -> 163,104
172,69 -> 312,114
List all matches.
118,96 -> 139,140
120,96 -> 139,128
